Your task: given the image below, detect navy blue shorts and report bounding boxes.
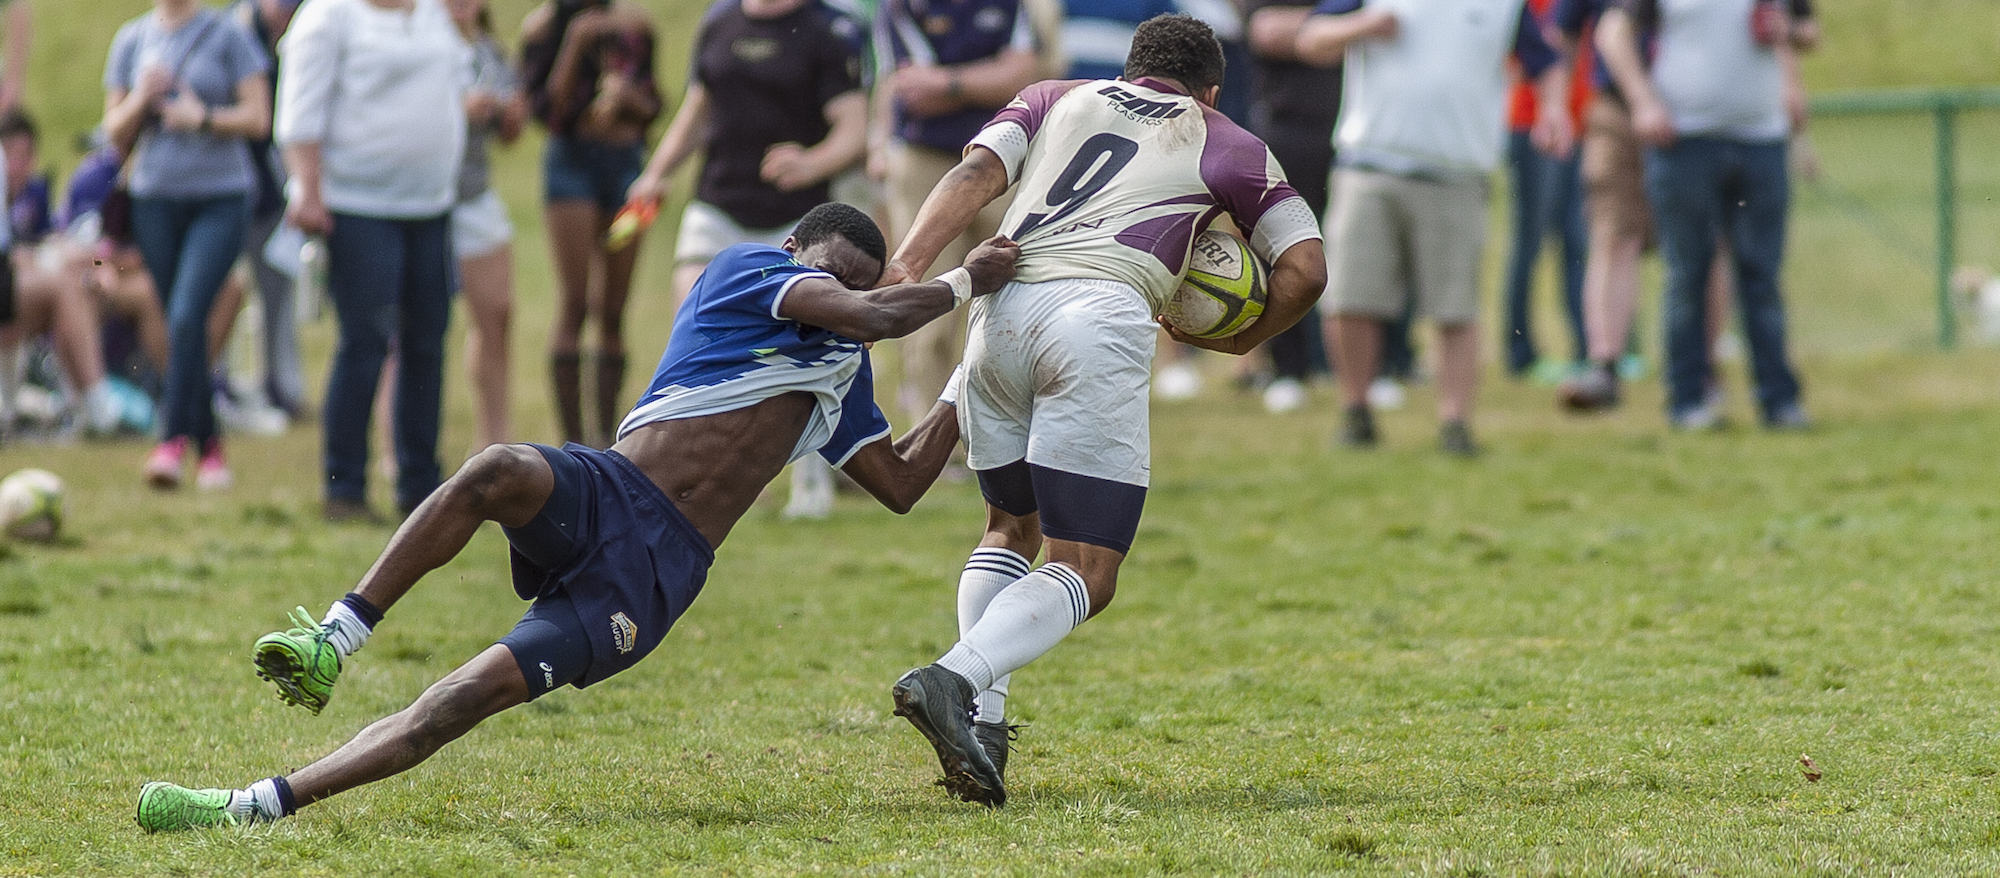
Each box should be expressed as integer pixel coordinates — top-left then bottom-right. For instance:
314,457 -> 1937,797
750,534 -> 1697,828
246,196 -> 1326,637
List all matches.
542,135 -> 645,214
498,443 -> 715,699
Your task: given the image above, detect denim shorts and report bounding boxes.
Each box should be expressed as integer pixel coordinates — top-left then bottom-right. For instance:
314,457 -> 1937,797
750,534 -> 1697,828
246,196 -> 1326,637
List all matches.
498,443 -> 714,698
542,135 -> 646,214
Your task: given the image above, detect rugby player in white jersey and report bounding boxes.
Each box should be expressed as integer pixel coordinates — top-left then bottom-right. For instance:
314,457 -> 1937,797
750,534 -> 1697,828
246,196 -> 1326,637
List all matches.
881,14 -> 1330,806
132,204 -> 1020,832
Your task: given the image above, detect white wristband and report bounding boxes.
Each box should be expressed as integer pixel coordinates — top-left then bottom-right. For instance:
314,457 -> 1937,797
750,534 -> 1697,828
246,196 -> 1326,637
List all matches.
937,267 -> 974,308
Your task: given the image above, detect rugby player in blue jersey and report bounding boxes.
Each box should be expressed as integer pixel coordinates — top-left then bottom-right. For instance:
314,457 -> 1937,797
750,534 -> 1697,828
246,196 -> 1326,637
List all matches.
133,203 -> 1019,832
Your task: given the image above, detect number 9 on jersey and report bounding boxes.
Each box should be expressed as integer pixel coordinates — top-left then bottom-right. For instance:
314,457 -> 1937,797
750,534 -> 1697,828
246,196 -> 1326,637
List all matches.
1163,228 -> 1268,339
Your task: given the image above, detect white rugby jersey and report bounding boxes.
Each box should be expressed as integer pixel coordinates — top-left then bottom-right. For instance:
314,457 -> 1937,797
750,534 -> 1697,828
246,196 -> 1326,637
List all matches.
968,77 -> 1321,312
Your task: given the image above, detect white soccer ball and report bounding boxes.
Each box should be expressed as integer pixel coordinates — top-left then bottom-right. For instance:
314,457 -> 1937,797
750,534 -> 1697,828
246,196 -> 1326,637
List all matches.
0,468 -> 64,543
1163,228 -> 1269,339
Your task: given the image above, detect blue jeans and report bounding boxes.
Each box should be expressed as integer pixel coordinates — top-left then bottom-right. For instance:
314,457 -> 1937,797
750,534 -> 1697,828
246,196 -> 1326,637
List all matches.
322,211 -> 454,509
1643,137 -> 1801,421
129,194 -> 250,445
1502,131 -> 1587,373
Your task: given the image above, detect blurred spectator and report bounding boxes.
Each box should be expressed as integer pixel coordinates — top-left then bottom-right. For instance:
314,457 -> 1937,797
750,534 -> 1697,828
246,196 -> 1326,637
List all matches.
1299,0 -> 1572,456
1500,0 -> 1588,382
1597,0 -> 1806,430
626,0 -> 867,519
1550,0 -> 1647,410
222,0 -> 307,421
1244,0 -> 1415,414
0,112 -> 136,439
277,0 -> 469,521
629,0 -> 865,311
520,0 -> 662,447
103,0 -> 273,491
449,0 -> 526,451
868,0 -> 1038,427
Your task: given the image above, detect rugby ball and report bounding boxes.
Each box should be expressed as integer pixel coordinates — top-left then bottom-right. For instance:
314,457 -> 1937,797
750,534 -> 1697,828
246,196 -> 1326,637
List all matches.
1163,229 -> 1268,339
0,468 -> 63,542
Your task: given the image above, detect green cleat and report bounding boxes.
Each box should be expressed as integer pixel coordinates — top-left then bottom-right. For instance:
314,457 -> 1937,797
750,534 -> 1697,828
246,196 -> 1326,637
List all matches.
135,782 -> 239,833
253,606 -> 342,715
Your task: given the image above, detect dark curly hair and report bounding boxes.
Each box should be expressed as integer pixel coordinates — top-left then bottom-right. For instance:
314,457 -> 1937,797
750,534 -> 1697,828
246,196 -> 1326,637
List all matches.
1124,14 -> 1225,95
792,202 -> 887,265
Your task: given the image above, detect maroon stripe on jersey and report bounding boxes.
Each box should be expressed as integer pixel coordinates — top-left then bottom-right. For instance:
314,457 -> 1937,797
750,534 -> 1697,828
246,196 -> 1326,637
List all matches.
988,79 -> 1090,142
1197,105 -> 1303,242
1116,202 -> 1225,275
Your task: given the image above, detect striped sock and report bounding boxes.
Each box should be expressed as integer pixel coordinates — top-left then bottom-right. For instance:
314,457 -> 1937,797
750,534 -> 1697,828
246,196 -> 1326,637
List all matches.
321,596 -> 378,658
958,548 -> 1030,722
936,563 -> 1091,692
237,776 -> 294,822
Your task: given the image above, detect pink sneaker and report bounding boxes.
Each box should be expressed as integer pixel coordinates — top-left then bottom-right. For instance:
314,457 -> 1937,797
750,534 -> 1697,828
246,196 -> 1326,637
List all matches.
196,438 -> 233,491
144,437 -> 189,490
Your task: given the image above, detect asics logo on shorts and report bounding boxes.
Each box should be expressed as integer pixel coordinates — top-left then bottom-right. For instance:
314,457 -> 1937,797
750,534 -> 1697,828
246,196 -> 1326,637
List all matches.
539,661 -> 555,688
611,613 -> 638,654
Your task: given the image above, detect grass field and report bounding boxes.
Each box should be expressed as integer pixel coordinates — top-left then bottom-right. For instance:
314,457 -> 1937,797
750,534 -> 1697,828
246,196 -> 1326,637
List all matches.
6,349 -> 2000,875
6,2 -> 2000,875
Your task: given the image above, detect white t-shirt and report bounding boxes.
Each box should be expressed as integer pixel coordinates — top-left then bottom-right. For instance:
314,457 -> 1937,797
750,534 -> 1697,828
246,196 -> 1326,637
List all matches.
1645,0 -> 1788,141
275,0 -> 469,218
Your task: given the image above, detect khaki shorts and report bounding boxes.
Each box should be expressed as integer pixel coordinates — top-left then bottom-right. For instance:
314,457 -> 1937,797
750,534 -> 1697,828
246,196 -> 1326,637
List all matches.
1324,167 -> 1488,326
1581,94 -> 1654,246
673,200 -> 795,266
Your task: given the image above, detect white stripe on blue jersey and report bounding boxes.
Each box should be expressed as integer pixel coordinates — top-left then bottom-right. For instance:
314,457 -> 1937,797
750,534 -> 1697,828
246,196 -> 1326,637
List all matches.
618,244 -> 892,467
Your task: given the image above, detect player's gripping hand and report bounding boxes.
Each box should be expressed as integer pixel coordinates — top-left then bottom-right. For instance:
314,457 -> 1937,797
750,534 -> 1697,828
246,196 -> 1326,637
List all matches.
1157,315 -> 1257,356
961,235 -> 1021,297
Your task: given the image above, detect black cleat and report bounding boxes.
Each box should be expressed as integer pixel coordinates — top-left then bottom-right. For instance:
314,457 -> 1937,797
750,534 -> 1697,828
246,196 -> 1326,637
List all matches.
893,664 -> 1005,807
974,720 -> 1022,785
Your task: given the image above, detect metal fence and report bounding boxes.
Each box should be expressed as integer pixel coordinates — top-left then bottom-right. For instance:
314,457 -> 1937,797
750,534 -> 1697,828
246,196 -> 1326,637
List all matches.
1806,86 -> 2000,349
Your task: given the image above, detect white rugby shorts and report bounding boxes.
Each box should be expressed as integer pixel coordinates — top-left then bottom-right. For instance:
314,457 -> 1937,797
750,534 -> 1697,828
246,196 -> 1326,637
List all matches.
960,277 -> 1157,487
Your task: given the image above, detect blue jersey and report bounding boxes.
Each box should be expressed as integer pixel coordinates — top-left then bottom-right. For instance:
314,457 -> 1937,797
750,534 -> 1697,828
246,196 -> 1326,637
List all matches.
618,244 -> 893,466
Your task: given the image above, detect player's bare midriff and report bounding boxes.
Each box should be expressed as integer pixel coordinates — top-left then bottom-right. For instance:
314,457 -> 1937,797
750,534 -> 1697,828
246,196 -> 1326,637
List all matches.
609,390 -> 819,549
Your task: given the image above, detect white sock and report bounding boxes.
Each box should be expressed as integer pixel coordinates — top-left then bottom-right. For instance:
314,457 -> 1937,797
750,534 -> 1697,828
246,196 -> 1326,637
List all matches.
321,601 -> 371,657
958,547 -> 1030,722
243,777 -> 287,821
82,381 -> 119,433
935,563 -> 1091,692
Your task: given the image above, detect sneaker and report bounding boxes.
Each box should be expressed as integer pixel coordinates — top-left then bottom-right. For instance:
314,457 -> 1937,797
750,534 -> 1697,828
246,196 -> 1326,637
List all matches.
1154,362 -> 1201,401
974,720 -> 1022,785
1261,377 -> 1306,414
1669,398 -> 1727,432
1365,376 -> 1406,410
144,437 -> 189,490
1557,363 -> 1620,412
781,459 -> 835,520
323,498 -> 386,525
1338,404 -> 1377,448
253,606 -> 343,715
135,782 -> 238,833
892,664 -> 1004,807
215,386 -> 289,437
1439,420 -> 1481,458
1765,402 -> 1811,431
196,439 -> 233,491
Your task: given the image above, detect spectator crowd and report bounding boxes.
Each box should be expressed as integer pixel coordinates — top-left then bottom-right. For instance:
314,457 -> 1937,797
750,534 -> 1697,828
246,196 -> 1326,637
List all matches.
0,0 -> 1820,517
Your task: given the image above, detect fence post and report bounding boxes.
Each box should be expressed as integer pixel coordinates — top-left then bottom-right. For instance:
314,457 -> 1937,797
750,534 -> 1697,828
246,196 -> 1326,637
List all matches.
1935,102 -> 1959,349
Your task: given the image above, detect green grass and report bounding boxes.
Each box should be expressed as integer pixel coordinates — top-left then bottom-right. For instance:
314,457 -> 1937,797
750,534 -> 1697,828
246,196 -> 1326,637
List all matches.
7,2 -> 2000,875
5,349 -> 2000,875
